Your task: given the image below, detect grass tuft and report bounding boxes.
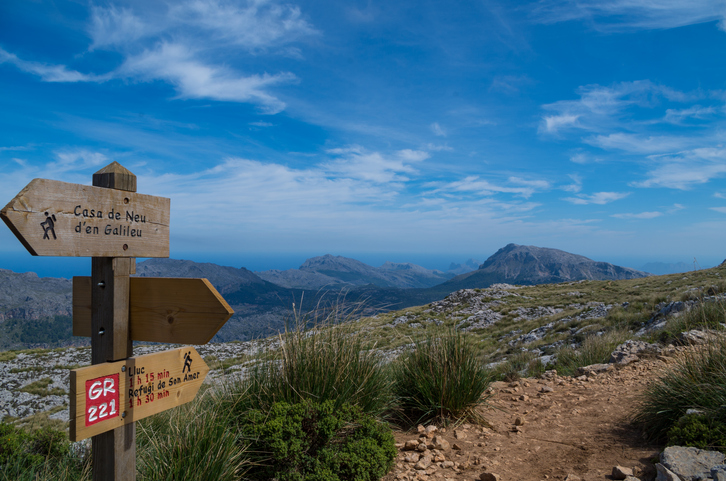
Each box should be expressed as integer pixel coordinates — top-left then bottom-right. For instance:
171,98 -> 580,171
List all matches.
633,338 -> 726,442
391,328 -> 493,426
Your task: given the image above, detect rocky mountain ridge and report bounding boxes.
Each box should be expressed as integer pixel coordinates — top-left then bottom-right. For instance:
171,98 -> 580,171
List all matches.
439,244 -> 649,291
256,254 -> 454,289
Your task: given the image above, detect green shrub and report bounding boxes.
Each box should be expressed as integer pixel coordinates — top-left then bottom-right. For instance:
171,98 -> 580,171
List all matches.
654,300 -> 726,345
0,423 -> 88,480
633,340 -> 726,442
391,329 -> 493,425
239,400 -> 396,481
222,317 -> 392,419
136,390 -> 249,481
496,351 -> 544,381
552,329 -> 629,377
668,413 -> 726,453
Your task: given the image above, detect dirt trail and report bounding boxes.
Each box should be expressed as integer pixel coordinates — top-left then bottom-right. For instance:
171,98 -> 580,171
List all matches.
385,355 -> 675,481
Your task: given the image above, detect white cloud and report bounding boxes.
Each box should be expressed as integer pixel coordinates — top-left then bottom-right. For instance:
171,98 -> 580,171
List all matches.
168,0 -> 317,50
612,211 -> 663,219
436,176 -> 546,198
508,177 -> 551,190
540,80 -> 695,135
88,5 -> 154,50
528,0 -> 726,32
663,105 -> 717,124
1,0 -> 316,112
540,114 -> 579,134
322,147 -> 426,184
0,48 -> 104,83
430,122 -> 446,137
561,174 -> 582,193
563,191 -> 630,205
634,147 -> 726,189
249,121 -> 274,127
586,133 -> 693,154
711,207 -> 726,213
118,43 -> 296,113
715,192 -> 726,199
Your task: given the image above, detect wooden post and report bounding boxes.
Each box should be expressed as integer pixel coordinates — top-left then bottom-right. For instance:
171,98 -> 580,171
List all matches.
91,162 -> 136,481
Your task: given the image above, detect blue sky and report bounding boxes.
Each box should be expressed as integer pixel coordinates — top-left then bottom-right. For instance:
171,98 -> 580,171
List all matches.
1,0 -> 726,276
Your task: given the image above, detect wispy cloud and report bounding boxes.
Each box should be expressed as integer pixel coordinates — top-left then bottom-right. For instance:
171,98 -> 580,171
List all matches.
586,133 -> 694,154
436,176 -> 548,198
716,192 -> 726,199
563,191 -> 630,205
118,43 -> 296,113
528,0 -> 726,32
0,47 -> 105,83
323,147 -> 427,184
711,207 -> 726,214
1,0 -> 315,112
634,147 -> 726,189
612,211 -> 663,219
539,80 -> 694,135
561,174 -> 582,193
430,122 -> 446,137
663,105 -> 718,124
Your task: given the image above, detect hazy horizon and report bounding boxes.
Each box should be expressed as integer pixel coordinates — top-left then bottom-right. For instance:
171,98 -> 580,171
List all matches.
0,249 -> 718,280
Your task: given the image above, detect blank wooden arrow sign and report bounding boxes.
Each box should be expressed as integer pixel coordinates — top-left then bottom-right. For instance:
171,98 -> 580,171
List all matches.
0,178 -> 170,257
70,347 -> 209,441
73,277 -> 234,344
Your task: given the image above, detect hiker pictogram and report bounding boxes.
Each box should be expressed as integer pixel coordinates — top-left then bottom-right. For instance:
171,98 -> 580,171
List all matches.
40,212 -> 57,240
183,351 -> 193,373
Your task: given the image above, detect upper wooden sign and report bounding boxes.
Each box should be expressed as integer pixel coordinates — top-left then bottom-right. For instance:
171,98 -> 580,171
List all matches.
69,347 -> 209,441
0,178 -> 170,258
73,277 -> 234,344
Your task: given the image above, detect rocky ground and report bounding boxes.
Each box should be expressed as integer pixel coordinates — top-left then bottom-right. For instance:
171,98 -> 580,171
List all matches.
383,344 -> 706,481
0,340 -> 274,422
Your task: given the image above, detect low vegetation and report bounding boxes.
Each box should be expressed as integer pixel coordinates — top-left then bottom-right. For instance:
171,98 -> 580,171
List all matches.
2,263 -> 726,479
392,329 -> 493,425
634,336 -> 726,444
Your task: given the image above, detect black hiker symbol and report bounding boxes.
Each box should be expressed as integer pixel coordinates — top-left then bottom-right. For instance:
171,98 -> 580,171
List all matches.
183,351 -> 193,373
40,212 -> 57,240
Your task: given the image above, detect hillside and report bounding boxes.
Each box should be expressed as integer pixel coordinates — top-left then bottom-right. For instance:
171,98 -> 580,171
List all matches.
1,263 -> 724,476
0,246 -> 690,350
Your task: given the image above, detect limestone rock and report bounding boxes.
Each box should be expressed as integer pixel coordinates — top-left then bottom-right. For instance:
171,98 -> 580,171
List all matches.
613,465 -> 634,479
433,436 -> 450,451
479,473 -> 501,481
656,463 -> 681,481
660,446 -> 725,481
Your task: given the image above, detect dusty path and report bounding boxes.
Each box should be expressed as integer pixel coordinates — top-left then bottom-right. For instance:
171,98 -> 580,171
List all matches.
385,355 -> 673,481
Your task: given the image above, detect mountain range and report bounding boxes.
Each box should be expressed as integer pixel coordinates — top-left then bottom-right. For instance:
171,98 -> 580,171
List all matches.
0,244 -> 650,349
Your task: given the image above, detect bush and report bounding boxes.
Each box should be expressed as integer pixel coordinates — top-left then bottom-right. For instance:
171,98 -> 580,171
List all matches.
495,351 -> 544,381
239,400 -> 396,481
222,316 -> 392,419
633,339 -> 726,442
668,413 -> 726,453
391,329 -> 493,425
552,329 -> 629,377
136,390 -> 249,481
0,423 -> 88,480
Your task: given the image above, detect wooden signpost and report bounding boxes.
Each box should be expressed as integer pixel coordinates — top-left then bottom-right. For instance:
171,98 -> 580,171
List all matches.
69,347 -> 209,441
73,277 -> 234,344
1,178 -> 170,258
0,162 -> 234,481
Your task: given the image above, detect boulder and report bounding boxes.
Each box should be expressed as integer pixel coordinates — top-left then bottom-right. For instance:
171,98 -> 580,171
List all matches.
660,446 -> 725,481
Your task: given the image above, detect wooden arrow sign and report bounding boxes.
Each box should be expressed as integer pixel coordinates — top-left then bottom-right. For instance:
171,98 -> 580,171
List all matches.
73,277 -> 234,344
1,178 -> 170,257
70,347 -> 209,442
